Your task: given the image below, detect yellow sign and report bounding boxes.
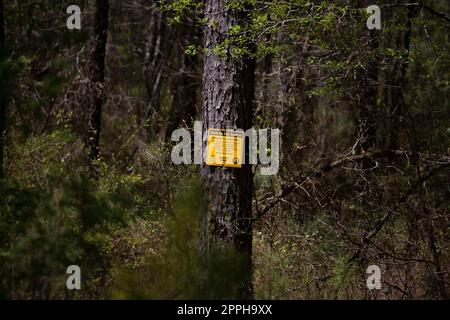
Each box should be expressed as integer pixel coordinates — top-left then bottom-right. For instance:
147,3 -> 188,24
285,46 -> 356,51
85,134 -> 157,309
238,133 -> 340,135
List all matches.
205,129 -> 244,168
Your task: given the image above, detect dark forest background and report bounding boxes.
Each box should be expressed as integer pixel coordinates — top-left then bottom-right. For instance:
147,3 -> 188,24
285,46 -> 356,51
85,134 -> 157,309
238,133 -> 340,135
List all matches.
0,0 -> 449,299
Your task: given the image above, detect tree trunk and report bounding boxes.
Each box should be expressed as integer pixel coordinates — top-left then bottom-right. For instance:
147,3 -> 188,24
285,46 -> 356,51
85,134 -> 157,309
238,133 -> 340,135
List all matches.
0,0 -> 4,49
143,5 -> 170,139
87,0 -> 109,163
385,5 -> 413,150
357,0 -> 380,153
0,0 -> 6,178
200,0 -> 255,299
166,21 -> 199,137
360,33 -> 379,152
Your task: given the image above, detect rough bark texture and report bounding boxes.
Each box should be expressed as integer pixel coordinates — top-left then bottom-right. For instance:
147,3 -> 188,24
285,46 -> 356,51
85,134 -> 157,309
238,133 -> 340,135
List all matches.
200,0 -> 256,299
87,0 -> 109,162
0,0 -> 6,177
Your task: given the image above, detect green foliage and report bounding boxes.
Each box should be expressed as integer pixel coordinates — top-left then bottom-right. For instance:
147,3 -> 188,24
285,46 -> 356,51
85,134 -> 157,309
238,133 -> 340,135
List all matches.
113,180 -> 250,299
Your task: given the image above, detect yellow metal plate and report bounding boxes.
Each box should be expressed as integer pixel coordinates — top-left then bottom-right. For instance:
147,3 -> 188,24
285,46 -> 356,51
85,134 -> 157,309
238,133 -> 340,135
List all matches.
205,128 -> 244,168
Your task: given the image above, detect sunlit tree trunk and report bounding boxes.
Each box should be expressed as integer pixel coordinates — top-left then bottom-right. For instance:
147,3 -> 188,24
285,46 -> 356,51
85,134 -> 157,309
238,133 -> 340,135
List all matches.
200,0 -> 256,299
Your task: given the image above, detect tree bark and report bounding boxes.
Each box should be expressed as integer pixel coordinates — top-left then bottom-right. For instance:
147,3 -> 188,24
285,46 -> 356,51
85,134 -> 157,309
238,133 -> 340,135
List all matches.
87,0 -> 109,163
200,0 -> 256,299
0,0 -> 6,178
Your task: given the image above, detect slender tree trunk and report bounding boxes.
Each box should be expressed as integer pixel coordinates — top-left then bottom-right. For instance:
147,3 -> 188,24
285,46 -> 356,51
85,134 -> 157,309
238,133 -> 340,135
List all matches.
143,5 -> 170,139
297,36 -> 313,138
360,28 -> 379,152
0,0 -> 4,50
166,21 -> 199,137
0,0 -> 6,178
167,50 -> 198,131
385,5 -> 413,150
291,36 -> 314,161
258,50 -> 272,115
360,40 -> 379,152
425,214 -> 448,299
87,0 -> 109,163
200,0 -> 255,299
352,0 -> 380,155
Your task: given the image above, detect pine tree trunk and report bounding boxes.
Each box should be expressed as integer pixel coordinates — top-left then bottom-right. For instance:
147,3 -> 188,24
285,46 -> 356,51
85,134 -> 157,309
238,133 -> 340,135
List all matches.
200,0 -> 256,299
87,0 -> 109,163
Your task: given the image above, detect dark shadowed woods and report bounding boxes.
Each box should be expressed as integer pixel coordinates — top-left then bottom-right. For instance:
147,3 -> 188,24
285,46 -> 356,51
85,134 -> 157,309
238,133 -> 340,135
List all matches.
0,0 -> 449,299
